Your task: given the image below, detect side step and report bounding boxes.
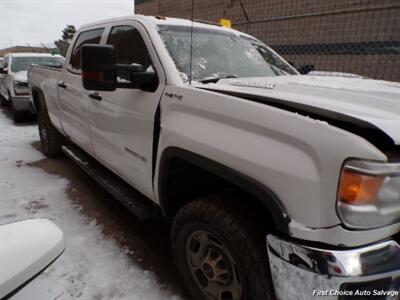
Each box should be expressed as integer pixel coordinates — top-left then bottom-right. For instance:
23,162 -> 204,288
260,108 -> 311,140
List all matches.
62,145 -> 159,220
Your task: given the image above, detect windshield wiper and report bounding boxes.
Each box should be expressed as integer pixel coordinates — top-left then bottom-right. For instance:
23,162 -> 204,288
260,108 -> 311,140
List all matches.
198,74 -> 238,84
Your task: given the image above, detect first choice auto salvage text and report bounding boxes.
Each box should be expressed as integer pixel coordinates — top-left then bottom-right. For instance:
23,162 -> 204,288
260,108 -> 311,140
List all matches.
313,289 -> 399,297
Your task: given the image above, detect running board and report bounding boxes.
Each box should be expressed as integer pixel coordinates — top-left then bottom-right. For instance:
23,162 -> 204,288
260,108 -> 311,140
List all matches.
62,145 -> 159,220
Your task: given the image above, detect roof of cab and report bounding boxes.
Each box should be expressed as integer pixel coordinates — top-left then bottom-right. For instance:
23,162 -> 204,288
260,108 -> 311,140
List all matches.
79,14 -> 253,38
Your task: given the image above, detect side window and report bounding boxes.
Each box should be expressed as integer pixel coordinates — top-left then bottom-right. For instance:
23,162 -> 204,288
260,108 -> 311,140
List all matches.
107,25 -> 153,72
69,28 -> 104,73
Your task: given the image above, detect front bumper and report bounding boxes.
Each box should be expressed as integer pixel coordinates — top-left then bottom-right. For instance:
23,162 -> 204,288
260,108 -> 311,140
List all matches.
267,235 -> 400,299
11,96 -> 36,114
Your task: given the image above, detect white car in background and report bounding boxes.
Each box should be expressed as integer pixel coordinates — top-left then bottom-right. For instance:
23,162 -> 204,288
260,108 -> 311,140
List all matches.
0,53 -> 64,122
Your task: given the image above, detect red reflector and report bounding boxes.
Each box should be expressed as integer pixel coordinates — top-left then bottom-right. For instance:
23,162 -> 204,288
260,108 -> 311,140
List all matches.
82,71 -> 104,81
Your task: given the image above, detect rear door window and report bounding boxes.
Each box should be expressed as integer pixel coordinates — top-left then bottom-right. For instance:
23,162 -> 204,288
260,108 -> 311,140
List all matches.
68,28 -> 104,73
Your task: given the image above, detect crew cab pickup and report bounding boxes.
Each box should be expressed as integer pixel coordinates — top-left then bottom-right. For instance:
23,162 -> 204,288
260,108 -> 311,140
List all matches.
28,15 -> 400,300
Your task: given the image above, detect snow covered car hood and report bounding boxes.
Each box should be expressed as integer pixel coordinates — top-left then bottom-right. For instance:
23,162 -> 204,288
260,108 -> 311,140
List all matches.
11,71 -> 28,82
199,75 -> 400,146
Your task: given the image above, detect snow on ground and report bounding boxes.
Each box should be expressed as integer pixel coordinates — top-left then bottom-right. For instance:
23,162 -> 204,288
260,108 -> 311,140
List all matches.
0,110 -> 181,300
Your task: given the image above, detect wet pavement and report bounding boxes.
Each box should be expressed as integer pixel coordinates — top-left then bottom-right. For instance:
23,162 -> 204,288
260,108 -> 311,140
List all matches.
2,108 -> 188,299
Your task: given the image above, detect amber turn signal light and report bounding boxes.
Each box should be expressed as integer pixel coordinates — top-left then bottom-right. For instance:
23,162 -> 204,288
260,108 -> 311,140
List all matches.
339,170 -> 384,205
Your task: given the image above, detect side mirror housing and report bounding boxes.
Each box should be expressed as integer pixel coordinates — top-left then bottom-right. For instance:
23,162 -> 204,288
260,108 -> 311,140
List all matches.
0,67 -> 7,75
0,219 -> 65,299
81,44 -> 117,91
81,44 -> 158,92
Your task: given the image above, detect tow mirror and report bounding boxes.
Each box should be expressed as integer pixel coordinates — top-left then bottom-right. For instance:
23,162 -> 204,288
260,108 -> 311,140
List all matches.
81,44 -> 158,92
81,44 -> 117,91
0,219 -> 65,299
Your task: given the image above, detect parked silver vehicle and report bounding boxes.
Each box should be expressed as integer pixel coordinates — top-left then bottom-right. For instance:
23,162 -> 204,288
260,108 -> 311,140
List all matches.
28,15 -> 400,300
0,53 -> 64,122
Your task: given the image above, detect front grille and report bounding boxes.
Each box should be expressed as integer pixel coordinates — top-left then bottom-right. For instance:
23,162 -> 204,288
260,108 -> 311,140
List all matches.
16,82 -> 28,87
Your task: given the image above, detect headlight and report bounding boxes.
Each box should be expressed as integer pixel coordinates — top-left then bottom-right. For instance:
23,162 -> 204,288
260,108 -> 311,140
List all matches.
337,160 -> 400,229
13,81 -> 29,96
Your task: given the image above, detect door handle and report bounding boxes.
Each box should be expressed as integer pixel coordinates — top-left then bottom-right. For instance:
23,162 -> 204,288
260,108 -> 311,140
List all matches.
58,81 -> 67,89
89,91 -> 102,101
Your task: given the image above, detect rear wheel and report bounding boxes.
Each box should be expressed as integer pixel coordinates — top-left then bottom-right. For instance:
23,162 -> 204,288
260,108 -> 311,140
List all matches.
172,194 -> 275,300
37,95 -> 65,157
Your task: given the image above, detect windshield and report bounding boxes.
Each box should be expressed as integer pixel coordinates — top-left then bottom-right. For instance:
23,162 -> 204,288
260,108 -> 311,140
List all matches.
157,25 -> 297,82
11,56 -> 64,73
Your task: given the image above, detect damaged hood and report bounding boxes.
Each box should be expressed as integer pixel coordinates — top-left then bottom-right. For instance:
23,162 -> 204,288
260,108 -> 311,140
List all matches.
198,75 -> 400,145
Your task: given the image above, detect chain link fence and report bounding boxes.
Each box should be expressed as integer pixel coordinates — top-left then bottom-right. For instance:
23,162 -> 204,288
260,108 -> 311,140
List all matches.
136,0 -> 400,82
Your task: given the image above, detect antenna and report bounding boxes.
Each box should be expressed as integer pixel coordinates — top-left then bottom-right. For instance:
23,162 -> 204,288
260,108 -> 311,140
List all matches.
189,0 -> 194,85
40,43 -> 49,50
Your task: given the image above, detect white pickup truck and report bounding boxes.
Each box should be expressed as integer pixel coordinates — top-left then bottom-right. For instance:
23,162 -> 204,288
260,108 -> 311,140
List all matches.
28,15 -> 400,300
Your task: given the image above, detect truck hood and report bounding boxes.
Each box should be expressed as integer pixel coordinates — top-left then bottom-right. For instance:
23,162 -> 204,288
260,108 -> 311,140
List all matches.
199,75 -> 400,146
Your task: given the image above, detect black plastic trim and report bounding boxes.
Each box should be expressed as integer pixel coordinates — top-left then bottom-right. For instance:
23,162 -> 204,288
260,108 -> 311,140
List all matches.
151,103 -> 161,186
158,147 -> 291,234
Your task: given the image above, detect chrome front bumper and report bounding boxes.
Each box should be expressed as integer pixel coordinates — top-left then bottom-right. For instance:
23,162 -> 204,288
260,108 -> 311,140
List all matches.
267,235 -> 400,299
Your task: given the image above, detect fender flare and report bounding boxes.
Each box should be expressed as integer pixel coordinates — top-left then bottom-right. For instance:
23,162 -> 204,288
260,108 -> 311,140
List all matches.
158,147 -> 291,234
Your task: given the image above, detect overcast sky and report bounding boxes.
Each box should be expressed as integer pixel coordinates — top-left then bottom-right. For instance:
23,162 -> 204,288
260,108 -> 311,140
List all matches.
0,0 -> 135,49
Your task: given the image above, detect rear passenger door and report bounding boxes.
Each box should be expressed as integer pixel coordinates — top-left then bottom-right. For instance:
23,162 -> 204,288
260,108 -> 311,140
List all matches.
58,28 -> 104,154
88,22 -> 165,199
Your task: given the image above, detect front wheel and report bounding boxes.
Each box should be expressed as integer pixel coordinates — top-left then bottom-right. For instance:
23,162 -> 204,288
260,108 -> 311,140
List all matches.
172,194 -> 275,300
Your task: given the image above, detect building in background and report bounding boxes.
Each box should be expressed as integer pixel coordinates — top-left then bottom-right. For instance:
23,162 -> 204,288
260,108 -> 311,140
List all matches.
0,46 -> 54,57
136,0 -> 400,82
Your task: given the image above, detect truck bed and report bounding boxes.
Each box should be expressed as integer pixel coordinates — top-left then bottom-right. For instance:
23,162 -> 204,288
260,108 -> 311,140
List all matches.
28,64 -> 64,130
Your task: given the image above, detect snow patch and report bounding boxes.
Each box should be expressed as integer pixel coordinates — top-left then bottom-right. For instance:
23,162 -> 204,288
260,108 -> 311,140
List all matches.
0,111 -> 180,300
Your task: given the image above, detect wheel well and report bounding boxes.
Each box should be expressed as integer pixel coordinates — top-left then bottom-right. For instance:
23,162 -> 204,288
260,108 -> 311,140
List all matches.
158,147 -> 290,234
